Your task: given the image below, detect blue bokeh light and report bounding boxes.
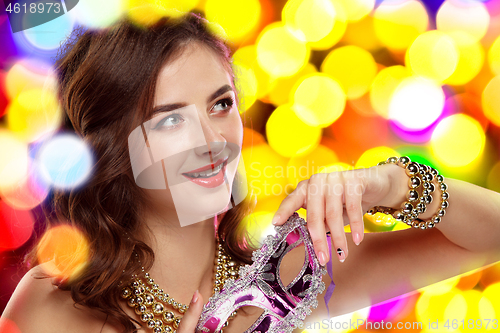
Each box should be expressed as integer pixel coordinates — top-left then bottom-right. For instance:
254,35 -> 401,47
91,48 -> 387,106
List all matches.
37,133 -> 94,190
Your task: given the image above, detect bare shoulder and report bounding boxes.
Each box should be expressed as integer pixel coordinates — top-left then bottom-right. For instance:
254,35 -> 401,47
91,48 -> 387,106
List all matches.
2,264 -> 118,333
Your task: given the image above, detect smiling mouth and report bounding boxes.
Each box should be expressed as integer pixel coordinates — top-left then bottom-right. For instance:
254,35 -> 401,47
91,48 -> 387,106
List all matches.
181,159 -> 228,189
182,159 -> 228,179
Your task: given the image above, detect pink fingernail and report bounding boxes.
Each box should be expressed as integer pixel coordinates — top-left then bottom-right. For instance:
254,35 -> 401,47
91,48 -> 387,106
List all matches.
191,290 -> 199,304
272,214 -> 280,225
337,248 -> 345,263
318,251 -> 327,266
353,232 -> 361,246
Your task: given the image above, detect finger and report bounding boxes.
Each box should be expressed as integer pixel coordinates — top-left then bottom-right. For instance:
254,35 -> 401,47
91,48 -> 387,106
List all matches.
343,172 -> 365,248
325,173 -> 348,263
176,290 -> 204,333
272,179 -> 309,226
306,174 -> 329,266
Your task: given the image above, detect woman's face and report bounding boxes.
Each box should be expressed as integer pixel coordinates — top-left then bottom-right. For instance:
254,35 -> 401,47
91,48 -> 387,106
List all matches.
129,42 -> 244,226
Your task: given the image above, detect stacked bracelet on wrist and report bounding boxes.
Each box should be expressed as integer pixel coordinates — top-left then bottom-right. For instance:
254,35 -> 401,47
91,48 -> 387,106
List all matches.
367,156 -> 449,230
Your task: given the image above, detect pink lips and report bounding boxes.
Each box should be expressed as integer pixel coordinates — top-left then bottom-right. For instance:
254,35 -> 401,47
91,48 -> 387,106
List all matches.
182,158 -> 228,188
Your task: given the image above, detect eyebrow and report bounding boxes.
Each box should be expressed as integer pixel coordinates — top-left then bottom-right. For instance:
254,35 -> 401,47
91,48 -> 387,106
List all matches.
152,84 -> 234,115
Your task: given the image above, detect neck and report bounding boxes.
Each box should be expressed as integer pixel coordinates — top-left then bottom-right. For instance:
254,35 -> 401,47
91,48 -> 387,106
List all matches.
138,209 -> 219,305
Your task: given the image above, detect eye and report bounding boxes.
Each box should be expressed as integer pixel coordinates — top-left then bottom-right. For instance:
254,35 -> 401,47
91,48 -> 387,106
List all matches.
154,113 -> 184,130
211,97 -> 234,114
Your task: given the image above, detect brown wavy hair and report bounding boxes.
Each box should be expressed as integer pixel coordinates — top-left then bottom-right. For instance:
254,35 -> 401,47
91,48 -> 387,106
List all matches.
24,11 -> 257,332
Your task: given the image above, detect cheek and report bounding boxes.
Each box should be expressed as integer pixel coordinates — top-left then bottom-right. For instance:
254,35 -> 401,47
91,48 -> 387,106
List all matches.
163,151 -> 189,180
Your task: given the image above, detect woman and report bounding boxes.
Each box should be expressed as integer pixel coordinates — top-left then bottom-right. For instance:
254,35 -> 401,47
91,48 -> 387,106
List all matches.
2,10 -> 500,333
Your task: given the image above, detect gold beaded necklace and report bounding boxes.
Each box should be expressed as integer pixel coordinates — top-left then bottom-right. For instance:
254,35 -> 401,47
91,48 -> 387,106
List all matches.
120,237 -> 241,333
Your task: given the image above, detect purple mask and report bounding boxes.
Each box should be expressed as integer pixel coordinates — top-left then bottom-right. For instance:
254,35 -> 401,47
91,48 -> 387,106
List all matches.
196,212 -> 335,333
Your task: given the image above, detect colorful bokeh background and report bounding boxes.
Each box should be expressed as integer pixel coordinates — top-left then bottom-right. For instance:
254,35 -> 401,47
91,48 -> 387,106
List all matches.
1,0 -> 500,332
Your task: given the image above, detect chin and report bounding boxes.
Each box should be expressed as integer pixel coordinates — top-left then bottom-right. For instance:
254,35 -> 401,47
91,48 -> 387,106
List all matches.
170,180 -> 233,226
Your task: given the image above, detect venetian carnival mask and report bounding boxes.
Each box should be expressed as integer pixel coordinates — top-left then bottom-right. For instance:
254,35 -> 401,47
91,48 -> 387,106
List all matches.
196,212 -> 335,333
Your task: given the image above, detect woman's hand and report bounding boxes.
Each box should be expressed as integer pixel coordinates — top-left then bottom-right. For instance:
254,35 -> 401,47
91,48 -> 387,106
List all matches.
177,290 -> 204,333
271,164 -> 407,265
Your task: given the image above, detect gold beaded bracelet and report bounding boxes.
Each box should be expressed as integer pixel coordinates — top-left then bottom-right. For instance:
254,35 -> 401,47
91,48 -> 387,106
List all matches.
367,156 -> 449,230
412,173 -> 449,229
368,156 -> 421,225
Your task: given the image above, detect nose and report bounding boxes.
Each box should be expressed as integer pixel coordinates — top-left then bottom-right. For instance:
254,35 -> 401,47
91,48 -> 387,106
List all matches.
194,115 -> 226,160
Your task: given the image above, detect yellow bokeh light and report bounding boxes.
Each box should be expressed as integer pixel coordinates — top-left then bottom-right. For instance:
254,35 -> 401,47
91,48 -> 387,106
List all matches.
489,36 -> 500,76
316,306 -> 370,333
283,0 -> 336,43
337,0 -> 375,22
241,211 -> 275,248
318,162 -> 354,173
436,0 -> 490,44
291,73 -> 346,127
443,31 -> 485,86
370,65 -> 412,118
268,63 -> 317,107
366,212 -> 397,228
204,20 -> 229,42
321,45 -> 378,99
232,62 -> 257,113
482,75 -> 500,127
266,104 -> 322,158
459,289 -> 490,331
407,30 -> 459,82
307,0 -> 348,50
242,144 -> 289,201
36,224 -> 90,283
296,208 -> 307,220
1,182 -> 47,211
373,0 -> 429,51
418,275 -> 460,295
456,267 -> 483,291
481,282 -> 500,320
205,0 -> 261,44
126,1 -> 181,26
341,15 -> 381,51
391,219 -> 411,230
486,161 -> 500,193
286,144 -> 338,187
73,0 -> 125,28
444,292 -> 468,323
5,62 -> 50,100
256,23 -> 310,79
0,130 -> 29,192
389,76 -> 445,130
431,114 -> 485,168
355,146 -> 399,169
232,45 -> 275,100
0,161 -> 49,211
253,194 -> 287,215
416,288 -> 465,331
160,0 -> 199,13
6,87 -> 62,142
479,294 -> 496,324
